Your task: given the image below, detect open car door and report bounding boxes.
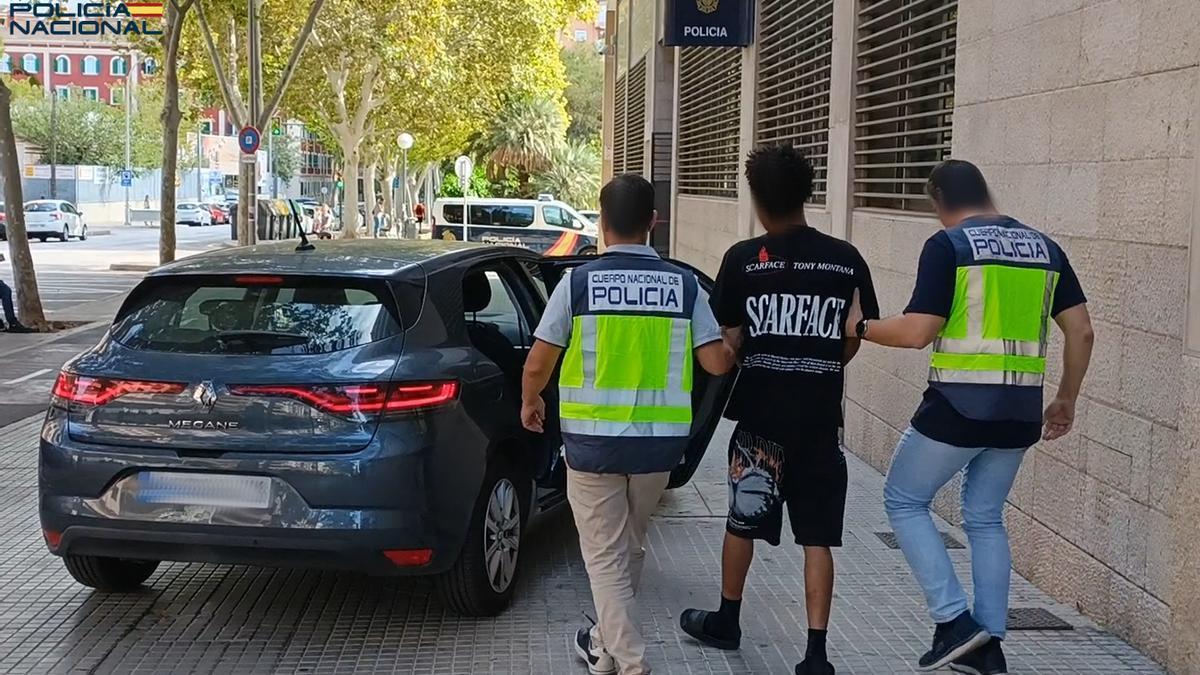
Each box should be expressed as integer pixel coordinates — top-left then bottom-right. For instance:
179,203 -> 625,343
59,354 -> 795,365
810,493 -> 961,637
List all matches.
538,255 -> 736,488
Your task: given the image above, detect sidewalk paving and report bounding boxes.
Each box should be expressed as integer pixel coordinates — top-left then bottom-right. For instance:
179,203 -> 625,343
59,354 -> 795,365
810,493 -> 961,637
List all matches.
0,412 -> 1162,674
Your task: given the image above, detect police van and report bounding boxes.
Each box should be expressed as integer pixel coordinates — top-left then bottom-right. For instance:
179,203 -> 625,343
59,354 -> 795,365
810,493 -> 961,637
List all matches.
431,198 -> 600,256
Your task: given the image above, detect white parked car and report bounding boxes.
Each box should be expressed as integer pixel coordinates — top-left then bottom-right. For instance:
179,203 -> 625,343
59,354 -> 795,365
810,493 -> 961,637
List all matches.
176,202 -> 213,227
23,200 -> 87,242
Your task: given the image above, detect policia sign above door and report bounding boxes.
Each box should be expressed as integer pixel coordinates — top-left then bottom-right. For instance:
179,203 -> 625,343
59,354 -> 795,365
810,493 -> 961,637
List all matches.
663,0 -> 755,47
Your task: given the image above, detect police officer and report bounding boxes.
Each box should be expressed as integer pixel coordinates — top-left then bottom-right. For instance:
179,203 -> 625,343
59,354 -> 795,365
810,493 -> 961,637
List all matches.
522,175 -> 734,675
846,160 -> 1094,674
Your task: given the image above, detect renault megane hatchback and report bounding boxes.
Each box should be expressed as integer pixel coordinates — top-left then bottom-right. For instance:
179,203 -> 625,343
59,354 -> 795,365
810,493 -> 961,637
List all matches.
39,239 -> 733,616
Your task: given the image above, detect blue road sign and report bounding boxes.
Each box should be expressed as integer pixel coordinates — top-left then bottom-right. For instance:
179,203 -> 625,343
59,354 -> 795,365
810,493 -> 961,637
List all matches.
120,170 -> 133,187
392,176 -> 400,189
238,126 -> 261,155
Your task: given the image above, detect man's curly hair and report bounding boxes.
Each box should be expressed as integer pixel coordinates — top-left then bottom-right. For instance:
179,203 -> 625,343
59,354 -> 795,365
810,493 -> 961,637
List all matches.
744,145 -> 815,218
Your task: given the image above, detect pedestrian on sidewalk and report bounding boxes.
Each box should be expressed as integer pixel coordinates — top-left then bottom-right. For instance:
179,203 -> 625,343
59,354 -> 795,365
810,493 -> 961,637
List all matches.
0,255 -> 33,333
845,160 -> 1094,674
678,146 -> 879,675
143,196 -> 152,228
521,174 -> 734,675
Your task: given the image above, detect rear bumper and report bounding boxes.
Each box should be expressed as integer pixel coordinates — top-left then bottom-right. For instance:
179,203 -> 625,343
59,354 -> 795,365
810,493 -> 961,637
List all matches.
46,520 -> 447,575
37,408 -> 490,576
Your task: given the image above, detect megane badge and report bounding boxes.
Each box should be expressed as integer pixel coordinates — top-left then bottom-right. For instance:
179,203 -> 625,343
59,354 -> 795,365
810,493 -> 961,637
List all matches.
192,381 -> 219,409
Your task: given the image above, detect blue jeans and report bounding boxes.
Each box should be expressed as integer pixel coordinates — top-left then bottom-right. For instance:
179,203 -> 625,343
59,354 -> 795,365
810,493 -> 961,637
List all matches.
883,427 -> 1026,639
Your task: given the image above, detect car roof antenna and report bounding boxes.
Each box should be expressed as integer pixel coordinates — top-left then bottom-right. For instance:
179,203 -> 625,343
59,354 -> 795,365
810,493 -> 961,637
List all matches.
295,229 -> 316,252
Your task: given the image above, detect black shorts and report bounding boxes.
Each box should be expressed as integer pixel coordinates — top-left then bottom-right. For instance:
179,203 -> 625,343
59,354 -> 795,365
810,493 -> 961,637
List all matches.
725,423 -> 848,547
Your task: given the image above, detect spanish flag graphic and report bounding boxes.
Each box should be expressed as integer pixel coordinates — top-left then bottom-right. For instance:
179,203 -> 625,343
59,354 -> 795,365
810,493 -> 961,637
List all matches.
124,2 -> 165,19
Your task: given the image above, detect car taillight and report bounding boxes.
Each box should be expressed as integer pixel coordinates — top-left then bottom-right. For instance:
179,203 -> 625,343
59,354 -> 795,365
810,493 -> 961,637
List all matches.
51,212 -> 62,220
227,381 -> 458,416
52,372 -> 187,406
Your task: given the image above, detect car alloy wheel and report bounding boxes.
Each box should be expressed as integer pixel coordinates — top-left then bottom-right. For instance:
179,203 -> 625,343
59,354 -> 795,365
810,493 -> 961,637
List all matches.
60,225 -> 69,242
483,477 -> 520,593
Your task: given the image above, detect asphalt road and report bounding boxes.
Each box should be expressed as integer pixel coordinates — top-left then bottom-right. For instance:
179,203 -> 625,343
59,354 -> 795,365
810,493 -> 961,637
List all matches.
0,226 -> 233,423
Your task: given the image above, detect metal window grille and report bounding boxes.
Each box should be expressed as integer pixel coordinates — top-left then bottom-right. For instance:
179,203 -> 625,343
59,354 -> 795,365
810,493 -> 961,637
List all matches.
677,46 -> 742,199
854,0 -> 957,211
624,57 -> 648,176
756,0 -> 834,204
612,73 -> 628,176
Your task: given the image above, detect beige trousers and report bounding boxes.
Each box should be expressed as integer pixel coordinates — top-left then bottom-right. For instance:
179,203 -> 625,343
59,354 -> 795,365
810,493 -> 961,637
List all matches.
567,468 -> 671,675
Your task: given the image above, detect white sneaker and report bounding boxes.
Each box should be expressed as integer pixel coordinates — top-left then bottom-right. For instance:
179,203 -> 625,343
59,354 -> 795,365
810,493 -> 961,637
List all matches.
574,626 -> 617,675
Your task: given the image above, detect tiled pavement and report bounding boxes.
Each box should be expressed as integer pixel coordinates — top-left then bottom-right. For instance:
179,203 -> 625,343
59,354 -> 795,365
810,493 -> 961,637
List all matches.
0,415 -> 1163,674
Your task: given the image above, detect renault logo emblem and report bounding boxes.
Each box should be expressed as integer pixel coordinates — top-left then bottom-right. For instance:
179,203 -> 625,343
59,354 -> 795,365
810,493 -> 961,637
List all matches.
192,381 -> 219,409
697,0 -> 719,13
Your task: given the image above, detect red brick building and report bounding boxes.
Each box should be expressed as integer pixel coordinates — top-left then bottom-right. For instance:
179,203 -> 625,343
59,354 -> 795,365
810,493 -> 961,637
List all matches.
1,34 -> 153,104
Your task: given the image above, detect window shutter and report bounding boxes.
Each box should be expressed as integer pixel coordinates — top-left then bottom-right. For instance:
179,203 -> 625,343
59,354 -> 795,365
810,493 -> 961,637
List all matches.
854,0 -> 958,211
677,47 -> 742,199
756,0 -> 835,204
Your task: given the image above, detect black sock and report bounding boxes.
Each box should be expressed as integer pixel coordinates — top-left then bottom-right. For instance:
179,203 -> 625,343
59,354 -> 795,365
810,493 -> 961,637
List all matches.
806,628 -> 828,661
703,596 -> 741,635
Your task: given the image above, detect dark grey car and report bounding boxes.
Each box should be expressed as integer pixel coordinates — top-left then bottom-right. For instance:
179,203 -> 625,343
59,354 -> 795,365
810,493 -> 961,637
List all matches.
39,240 -> 733,616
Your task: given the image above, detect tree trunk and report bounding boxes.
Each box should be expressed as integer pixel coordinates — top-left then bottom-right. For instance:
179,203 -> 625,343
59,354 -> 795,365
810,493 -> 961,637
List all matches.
339,150 -> 360,239
381,166 -> 396,225
362,160 -> 377,238
0,80 -> 47,329
158,0 -> 190,265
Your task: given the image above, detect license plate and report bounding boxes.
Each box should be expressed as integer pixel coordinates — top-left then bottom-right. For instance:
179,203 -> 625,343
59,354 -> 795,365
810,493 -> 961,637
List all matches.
136,473 -> 272,509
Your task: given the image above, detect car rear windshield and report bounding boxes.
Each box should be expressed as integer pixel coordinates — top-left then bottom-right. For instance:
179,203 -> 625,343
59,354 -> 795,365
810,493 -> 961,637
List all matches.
25,203 -> 57,212
112,275 -> 401,355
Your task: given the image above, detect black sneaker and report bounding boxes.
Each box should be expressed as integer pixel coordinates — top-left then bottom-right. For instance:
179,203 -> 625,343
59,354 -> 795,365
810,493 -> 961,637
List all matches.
679,608 -> 741,650
796,658 -> 836,674
573,626 -> 616,675
5,323 -> 33,333
950,638 -> 1008,675
917,612 -> 991,671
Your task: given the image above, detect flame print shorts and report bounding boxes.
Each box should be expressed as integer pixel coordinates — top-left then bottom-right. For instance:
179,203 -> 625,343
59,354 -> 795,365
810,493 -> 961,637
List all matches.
725,423 -> 848,547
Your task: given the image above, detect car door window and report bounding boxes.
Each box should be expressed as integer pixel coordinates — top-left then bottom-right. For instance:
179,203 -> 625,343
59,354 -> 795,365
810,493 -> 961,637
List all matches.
491,206 -> 535,228
468,205 -> 494,226
471,270 -> 531,348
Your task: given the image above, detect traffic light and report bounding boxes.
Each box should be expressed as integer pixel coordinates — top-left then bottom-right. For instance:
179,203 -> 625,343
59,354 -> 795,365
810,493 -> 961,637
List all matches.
271,121 -> 282,137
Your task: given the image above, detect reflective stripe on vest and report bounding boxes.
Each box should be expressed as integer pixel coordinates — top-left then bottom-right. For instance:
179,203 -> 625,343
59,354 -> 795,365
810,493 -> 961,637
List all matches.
929,264 -> 1059,387
559,313 -> 694,437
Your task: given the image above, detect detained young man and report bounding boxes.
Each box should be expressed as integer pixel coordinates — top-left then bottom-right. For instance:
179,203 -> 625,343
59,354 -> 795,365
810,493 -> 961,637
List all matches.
678,146 -> 879,675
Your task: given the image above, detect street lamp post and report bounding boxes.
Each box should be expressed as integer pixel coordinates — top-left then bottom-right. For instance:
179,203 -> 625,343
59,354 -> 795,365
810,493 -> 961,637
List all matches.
397,132 -> 414,239
123,52 -> 134,227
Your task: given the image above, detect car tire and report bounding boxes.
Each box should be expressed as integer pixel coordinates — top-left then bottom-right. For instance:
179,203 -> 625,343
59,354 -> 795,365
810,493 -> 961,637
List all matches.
79,225 -> 88,241
36,236 -> 46,243
59,226 -> 70,242
62,555 -> 159,591
436,454 -> 530,617
578,246 -> 598,256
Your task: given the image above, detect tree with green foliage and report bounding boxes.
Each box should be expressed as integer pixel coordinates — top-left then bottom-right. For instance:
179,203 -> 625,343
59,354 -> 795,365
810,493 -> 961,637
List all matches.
562,44 -> 603,143
9,82 -> 176,171
532,140 -> 600,209
475,95 -> 568,179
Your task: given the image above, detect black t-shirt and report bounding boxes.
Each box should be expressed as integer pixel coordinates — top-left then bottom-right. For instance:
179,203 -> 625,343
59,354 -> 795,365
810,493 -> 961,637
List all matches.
906,226 -> 1087,448
711,226 -> 880,430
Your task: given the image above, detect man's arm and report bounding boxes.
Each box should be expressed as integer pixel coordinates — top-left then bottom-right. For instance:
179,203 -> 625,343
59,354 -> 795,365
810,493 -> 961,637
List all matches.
521,340 -> 563,433
522,274 -> 573,433
696,340 -> 735,375
1043,304 -> 1094,440
693,282 -> 735,375
859,312 -> 947,349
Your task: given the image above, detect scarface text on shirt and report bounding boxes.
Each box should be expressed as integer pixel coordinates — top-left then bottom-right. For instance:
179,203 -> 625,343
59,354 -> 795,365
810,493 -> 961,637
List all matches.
745,293 -> 847,339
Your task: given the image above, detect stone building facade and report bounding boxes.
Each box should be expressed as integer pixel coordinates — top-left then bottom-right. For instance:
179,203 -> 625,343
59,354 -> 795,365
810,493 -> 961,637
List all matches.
603,0 -> 1200,671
